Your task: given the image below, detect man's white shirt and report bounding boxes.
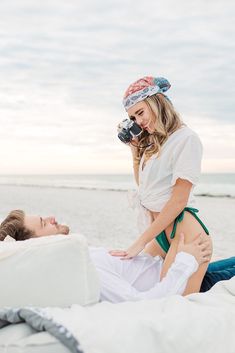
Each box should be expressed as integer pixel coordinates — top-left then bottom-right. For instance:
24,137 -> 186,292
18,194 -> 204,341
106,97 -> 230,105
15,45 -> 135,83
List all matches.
89,247 -> 198,303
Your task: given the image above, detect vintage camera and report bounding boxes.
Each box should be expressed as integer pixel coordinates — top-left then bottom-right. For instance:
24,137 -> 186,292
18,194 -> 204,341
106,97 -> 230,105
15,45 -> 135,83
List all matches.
117,119 -> 143,144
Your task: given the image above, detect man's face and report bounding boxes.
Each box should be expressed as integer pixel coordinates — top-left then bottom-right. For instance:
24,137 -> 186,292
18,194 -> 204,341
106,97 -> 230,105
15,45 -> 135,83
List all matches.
24,214 -> 70,237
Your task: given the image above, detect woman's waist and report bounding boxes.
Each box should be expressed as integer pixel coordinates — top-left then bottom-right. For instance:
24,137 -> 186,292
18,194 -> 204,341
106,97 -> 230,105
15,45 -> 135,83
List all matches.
129,190 -> 197,234
139,193 -> 196,213
138,183 -> 195,207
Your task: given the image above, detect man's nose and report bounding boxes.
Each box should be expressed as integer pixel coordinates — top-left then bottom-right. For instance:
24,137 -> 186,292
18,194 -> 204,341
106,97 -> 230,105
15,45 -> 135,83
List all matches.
45,217 -> 56,225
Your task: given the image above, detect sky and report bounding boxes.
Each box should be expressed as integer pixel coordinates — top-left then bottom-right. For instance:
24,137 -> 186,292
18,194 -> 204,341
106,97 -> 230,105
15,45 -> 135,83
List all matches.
0,0 -> 234,174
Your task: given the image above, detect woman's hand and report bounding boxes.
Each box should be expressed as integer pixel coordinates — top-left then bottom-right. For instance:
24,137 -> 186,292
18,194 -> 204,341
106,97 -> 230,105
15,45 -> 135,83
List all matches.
109,250 -> 127,257
129,139 -> 139,159
177,232 -> 212,265
117,123 -> 139,156
109,239 -> 146,259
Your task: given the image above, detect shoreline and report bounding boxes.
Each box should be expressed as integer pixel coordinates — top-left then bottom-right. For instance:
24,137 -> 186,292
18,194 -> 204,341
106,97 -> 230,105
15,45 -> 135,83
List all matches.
0,183 -> 234,199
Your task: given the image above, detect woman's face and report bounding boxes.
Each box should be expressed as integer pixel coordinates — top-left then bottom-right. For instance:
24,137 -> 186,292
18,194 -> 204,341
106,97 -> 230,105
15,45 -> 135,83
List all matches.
127,101 -> 155,133
24,215 -> 70,237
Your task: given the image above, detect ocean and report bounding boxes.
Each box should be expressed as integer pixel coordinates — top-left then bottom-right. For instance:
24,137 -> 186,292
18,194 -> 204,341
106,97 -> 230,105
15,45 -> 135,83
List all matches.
0,174 -> 234,198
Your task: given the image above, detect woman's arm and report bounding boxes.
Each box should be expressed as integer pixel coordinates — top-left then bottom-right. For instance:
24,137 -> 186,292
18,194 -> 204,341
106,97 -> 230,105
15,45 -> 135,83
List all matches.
132,160 -> 139,185
130,142 -> 140,186
121,178 -> 193,259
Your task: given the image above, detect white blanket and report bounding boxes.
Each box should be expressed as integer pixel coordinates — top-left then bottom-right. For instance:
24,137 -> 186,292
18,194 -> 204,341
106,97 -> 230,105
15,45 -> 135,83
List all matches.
1,277 -> 235,353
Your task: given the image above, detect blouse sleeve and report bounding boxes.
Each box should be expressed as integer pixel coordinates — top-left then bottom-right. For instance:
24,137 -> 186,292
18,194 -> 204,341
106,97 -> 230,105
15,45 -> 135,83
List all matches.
171,133 -> 203,186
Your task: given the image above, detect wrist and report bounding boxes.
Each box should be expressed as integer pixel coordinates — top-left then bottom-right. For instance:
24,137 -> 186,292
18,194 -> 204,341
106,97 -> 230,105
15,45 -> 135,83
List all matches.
138,235 -> 148,248
130,145 -> 139,157
132,150 -> 139,160
133,159 -> 140,167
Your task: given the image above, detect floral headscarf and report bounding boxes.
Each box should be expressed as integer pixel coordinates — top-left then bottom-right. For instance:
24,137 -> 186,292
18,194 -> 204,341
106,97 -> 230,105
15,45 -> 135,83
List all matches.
123,76 -> 171,111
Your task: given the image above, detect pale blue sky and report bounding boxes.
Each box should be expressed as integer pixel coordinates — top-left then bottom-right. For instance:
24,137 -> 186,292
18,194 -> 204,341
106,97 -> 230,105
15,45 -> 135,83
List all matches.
0,0 -> 234,174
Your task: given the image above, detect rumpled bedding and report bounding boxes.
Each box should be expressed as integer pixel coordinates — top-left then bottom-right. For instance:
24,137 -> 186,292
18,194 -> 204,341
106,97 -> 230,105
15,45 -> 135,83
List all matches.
1,277 -> 235,353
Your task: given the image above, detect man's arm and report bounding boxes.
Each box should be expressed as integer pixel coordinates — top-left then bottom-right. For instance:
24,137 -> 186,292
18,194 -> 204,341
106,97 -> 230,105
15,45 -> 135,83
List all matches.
99,252 -> 198,302
104,233 -> 211,302
160,229 -> 212,295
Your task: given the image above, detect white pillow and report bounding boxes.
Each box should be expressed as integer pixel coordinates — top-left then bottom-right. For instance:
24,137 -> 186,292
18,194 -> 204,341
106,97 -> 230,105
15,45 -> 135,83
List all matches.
0,234 -> 100,308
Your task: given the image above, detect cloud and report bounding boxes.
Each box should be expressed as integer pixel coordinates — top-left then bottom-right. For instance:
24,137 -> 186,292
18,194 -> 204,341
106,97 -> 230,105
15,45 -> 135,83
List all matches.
0,0 -> 234,173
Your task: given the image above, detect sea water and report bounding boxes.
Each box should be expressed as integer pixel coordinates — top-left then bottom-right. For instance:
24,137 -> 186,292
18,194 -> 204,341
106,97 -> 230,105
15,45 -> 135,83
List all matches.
0,174 -> 234,198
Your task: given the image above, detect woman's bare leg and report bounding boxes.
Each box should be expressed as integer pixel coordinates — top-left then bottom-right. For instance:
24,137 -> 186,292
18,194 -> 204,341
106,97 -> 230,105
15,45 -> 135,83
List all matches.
160,212 -> 212,295
144,211 -> 170,259
144,239 -> 166,258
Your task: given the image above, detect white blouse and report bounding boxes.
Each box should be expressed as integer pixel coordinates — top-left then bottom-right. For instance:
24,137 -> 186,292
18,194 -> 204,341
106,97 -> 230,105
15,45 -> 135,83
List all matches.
129,126 -> 203,232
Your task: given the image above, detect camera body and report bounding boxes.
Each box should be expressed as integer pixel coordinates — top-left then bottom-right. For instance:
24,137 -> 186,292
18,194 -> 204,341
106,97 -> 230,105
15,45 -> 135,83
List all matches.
118,119 -> 143,144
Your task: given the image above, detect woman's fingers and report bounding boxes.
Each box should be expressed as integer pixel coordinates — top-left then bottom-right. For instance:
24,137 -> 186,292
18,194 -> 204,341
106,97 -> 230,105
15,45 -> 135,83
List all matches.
109,251 -> 126,255
121,255 -> 133,260
117,123 -> 122,132
109,250 -> 127,257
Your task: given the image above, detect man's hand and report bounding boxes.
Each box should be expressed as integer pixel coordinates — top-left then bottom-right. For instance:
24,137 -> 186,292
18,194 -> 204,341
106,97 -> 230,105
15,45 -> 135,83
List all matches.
177,232 -> 212,265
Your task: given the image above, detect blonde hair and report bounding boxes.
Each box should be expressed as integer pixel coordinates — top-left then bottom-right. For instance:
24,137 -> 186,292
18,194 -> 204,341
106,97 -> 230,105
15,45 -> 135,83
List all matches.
136,94 -> 183,161
0,210 -> 34,241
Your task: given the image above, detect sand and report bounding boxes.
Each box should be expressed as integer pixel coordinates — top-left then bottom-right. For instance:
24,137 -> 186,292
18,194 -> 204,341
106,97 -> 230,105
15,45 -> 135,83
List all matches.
0,185 -> 234,258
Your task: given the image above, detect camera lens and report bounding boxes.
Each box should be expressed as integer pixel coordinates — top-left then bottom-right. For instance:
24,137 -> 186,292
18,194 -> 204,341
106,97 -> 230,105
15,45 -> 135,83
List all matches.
118,130 -> 132,143
129,122 -> 143,137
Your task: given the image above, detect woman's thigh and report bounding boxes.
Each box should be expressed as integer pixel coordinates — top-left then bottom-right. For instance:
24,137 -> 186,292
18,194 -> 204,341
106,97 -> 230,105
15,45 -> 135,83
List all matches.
164,211 -> 212,295
144,211 -> 170,259
144,238 -> 166,258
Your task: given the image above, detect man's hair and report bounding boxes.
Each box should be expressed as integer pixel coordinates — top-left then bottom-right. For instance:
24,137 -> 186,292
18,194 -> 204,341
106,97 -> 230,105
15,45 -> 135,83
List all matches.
0,210 -> 34,241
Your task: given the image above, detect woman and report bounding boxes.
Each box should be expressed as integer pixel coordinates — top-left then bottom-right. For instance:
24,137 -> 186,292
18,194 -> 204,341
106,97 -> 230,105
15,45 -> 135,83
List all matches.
110,76 -> 212,294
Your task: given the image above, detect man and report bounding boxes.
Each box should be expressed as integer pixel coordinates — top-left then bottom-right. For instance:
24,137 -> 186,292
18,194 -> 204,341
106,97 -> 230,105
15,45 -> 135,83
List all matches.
0,210 -> 234,303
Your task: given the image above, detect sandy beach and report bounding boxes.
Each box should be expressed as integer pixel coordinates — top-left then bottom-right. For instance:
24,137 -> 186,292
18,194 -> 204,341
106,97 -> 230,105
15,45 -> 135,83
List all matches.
0,184 -> 234,259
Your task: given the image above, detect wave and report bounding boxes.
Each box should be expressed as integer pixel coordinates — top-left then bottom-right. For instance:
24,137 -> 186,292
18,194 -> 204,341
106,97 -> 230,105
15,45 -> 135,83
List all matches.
0,182 -> 234,198
194,192 -> 234,198
0,182 -> 131,193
